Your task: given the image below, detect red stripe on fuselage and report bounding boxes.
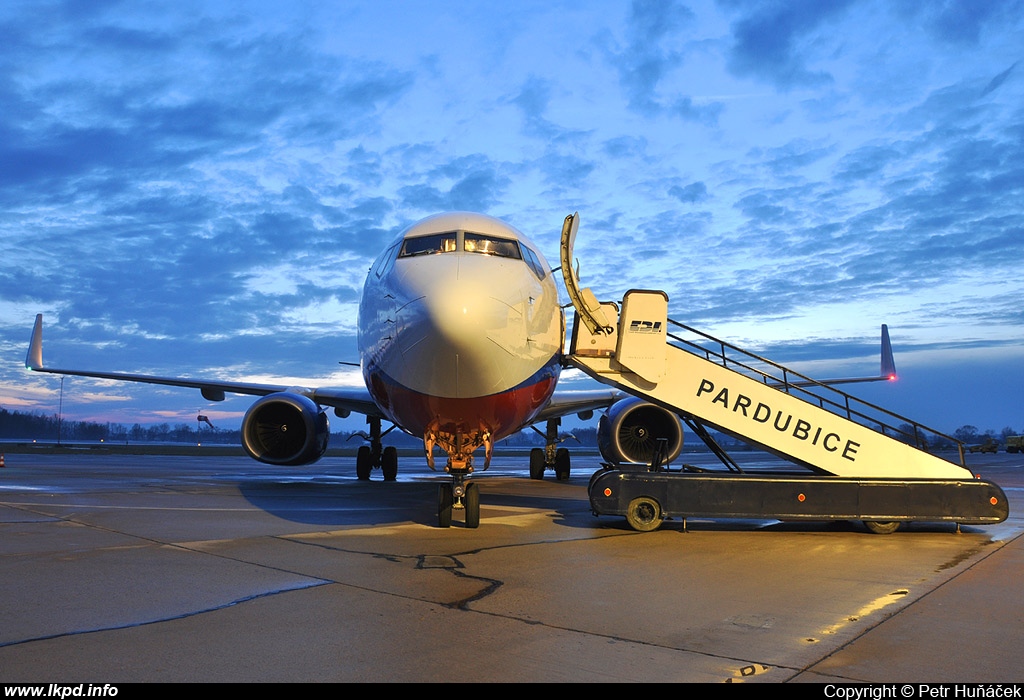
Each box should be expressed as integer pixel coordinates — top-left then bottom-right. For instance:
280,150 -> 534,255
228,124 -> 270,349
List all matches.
367,361 -> 558,442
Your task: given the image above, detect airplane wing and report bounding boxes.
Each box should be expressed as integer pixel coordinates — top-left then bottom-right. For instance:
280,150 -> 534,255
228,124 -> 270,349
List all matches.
25,314 -> 383,417
790,324 -> 897,387
531,388 -> 624,424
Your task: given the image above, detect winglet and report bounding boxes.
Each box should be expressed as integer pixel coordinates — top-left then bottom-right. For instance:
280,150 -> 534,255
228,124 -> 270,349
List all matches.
880,324 -> 896,380
26,314 -> 43,370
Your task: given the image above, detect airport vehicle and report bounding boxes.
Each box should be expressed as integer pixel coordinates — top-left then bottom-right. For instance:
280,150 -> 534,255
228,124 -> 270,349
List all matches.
554,211 -> 1008,533
968,439 -> 999,454
577,304 -> 1009,532
1005,436 -> 1022,454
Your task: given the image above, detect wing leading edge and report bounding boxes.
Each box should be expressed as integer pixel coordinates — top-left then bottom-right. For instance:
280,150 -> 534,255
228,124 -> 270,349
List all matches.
531,388 -> 623,424
25,314 -> 381,417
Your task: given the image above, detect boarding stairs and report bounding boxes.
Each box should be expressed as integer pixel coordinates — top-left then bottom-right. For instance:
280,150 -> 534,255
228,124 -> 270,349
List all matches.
558,210 -> 987,484
557,213 -> 1007,530
567,288 -> 970,480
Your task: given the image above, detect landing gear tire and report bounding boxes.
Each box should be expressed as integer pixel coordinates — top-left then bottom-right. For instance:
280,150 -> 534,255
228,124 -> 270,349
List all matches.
382,446 -> 398,481
863,520 -> 900,535
529,448 -> 545,480
626,496 -> 663,532
555,448 -> 571,481
437,484 -> 453,528
464,482 -> 480,529
356,446 -> 372,481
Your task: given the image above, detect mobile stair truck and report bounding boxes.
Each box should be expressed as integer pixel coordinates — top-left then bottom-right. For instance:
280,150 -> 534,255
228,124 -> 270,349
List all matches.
558,213 -> 1008,533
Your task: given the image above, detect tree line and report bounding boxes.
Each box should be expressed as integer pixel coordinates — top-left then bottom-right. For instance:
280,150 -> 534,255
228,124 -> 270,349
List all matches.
0,407 -> 597,447
2,407 -> 1018,450
0,407 -> 239,443
951,425 -> 1021,446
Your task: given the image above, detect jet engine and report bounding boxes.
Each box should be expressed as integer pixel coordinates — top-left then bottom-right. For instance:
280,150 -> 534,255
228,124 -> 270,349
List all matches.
597,396 -> 683,466
242,392 -> 330,466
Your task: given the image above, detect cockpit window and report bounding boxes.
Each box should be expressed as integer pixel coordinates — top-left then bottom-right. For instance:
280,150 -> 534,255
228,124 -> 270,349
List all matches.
373,242 -> 401,278
521,245 -> 548,280
397,231 -> 526,261
463,233 -> 522,259
399,233 -> 458,257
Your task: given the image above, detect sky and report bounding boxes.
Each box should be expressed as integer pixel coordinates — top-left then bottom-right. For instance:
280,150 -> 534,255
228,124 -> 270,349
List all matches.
1,0 -> 1022,438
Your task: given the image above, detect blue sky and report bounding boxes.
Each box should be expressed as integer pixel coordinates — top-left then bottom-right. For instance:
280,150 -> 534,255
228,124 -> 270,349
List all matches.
1,0 -> 1022,437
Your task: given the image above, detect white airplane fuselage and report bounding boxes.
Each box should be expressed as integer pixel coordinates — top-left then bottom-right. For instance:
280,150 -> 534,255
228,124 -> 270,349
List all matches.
357,212 -> 564,471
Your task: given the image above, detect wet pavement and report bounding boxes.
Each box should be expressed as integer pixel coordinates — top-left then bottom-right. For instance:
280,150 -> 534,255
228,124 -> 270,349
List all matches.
0,450 -> 1020,682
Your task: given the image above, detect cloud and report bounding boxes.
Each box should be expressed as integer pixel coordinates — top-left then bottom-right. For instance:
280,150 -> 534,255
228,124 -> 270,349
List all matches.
894,0 -> 1022,46
669,181 -> 709,204
597,0 -> 723,122
981,62 -> 1018,98
671,96 -> 724,125
601,136 -> 648,160
615,0 -> 694,111
722,0 -> 857,89
0,5 -> 423,354
512,76 -> 558,138
396,156 -> 512,213
1,1 -> 1021,435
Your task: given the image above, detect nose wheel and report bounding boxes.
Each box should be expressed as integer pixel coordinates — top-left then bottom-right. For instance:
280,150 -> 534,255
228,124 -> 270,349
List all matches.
437,476 -> 480,528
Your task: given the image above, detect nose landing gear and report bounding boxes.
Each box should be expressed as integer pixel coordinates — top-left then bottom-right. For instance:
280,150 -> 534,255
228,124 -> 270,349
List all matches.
437,470 -> 480,528
429,427 -> 488,528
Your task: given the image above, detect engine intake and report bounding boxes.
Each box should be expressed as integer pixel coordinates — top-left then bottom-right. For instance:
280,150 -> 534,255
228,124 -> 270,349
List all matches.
242,392 -> 329,466
598,397 -> 683,466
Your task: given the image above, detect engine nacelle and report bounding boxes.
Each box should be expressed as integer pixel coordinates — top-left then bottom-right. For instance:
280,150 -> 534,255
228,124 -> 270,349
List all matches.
598,397 -> 683,466
242,392 -> 329,466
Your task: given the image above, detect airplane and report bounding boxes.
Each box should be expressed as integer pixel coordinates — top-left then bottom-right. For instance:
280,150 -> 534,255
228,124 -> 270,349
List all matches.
25,212 -> 626,527
24,211 -> 896,528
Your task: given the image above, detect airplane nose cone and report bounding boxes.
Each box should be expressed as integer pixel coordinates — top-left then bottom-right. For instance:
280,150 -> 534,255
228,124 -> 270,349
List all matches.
395,261 -> 526,398
427,279 -> 502,348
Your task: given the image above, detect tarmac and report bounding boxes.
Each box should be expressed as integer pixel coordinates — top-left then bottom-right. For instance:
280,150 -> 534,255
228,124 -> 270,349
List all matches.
0,449 -> 1020,683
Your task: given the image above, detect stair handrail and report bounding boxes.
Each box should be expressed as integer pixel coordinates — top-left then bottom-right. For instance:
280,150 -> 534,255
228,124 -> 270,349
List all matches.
665,318 -> 966,468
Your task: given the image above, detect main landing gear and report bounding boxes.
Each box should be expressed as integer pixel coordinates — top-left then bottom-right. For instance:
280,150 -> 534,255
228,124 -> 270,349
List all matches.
529,418 -> 575,481
349,416 -> 399,481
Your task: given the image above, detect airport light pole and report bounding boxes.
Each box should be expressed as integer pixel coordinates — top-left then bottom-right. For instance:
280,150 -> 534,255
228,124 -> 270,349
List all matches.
57,376 -> 64,446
